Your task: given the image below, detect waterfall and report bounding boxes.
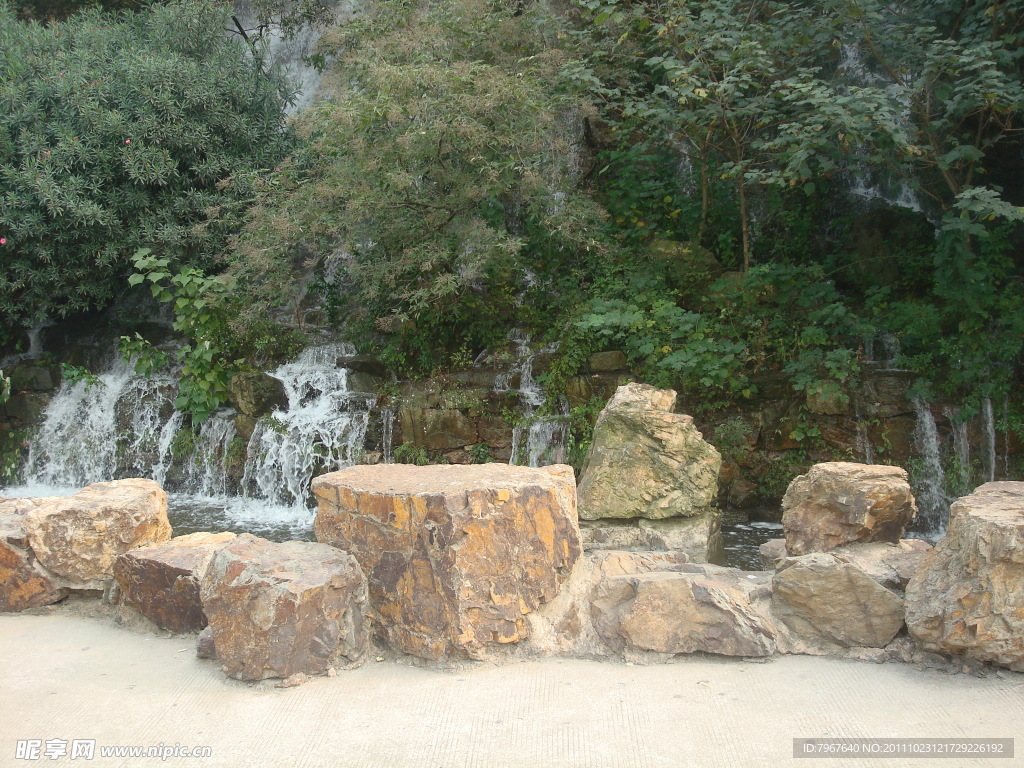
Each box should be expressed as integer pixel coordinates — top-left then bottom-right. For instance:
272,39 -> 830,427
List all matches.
982,397 -> 996,483
911,397 -> 947,536
14,342 -> 376,537
497,331 -> 568,468
380,406 -> 395,464
853,397 -> 874,464
240,344 -> 373,506
24,358 -> 149,487
946,407 -> 971,493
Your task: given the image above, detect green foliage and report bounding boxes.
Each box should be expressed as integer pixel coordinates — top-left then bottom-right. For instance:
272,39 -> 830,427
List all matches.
467,442 -> 492,464
169,427 -> 197,462
711,417 -> 754,464
0,0 -> 294,329
228,0 -> 611,375
565,396 -> 605,473
120,248 -> 237,423
60,362 -> 101,390
393,443 -> 430,466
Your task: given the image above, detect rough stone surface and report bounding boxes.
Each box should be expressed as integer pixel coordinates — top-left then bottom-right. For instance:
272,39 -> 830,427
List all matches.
577,383 -> 721,521
829,539 -> 932,591
227,371 -> 288,417
905,482 -> 1024,671
114,532 -> 237,633
199,534 -> 368,680
593,564 -> 776,657
312,463 -> 581,660
24,480 -> 171,589
759,538 -> 788,571
782,463 -> 918,555
0,498 -> 67,611
587,351 -> 628,373
398,407 -> 479,453
579,515 -> 720,563
772,552 -> 905,648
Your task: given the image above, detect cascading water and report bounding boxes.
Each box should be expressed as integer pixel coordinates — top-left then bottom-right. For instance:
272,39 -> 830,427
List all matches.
11,342 -> 376,539
911,397 -> 948,536
946,407 -> 971,493
241,344 -> 374,506
497,331 -> 568,468
982,398 -> 996,484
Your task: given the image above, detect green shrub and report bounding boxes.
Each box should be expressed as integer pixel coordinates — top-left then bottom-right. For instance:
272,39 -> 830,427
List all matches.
0,0 -> 294,329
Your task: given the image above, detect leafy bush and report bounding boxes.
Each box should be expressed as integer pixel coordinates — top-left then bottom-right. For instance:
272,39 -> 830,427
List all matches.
0,0 -> 294,330
227,0 -> 610,375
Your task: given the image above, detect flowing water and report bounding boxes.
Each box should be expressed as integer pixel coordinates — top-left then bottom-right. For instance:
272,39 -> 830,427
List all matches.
6,344 -> 376,540
497,331 -> 568,468
911,397 -> 948,537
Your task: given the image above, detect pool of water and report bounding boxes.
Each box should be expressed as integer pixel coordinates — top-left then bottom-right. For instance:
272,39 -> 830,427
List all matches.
718,506 -> 784,570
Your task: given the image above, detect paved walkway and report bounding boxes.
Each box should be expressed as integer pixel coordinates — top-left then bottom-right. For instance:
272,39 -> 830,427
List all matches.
1,609 -> 1022,768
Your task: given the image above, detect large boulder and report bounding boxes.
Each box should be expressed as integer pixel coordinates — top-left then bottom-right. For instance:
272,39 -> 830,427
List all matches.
312,463 -> 581,660
24,479 -> 171,589
0,498 -> 67,611
114,532 -> 237,633
199,535 -> 368,681
905,482 -> 1024,671
577,383 -> 721,521
592,564 -> 777,657
782,463 -> 917,555
772,552 -> 905,649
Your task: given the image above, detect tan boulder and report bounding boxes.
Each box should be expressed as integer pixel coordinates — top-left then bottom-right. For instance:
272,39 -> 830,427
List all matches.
114,532 -> 237,633
593,563 -> 777,657
199,534 -> 368,680
0,498 -> 67,611
579,514 -> 721,562
771,552 -> 905,648
782,463 -> 917,555
829,539 -> 932,591
577,383 -> 721,521
24,479 -> 171,589
312,463 -> 581,660
759,538 -> 788,570
905,482 -> 1024,671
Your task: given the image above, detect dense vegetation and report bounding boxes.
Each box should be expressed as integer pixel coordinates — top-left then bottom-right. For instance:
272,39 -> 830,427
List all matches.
1,0 -> 1023,429
0,0 -> 295,329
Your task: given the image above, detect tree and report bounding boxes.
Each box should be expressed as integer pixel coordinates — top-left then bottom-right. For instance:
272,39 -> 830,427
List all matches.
0,0 -> 295,332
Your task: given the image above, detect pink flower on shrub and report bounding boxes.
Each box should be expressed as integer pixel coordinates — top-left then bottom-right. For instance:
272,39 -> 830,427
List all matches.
125,139 -> 131,145
0,238 -> 7,245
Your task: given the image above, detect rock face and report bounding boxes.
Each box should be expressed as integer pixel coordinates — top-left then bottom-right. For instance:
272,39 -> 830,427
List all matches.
0,498 -> 67,611
579,516 -> 721,563
227,371 -> 288,418
577,384 -> 721,521
593,563 -> 777,657
24,479 -> 171,589
114,532 -> 237,633
772,553 -> 905,648
199,535 -> 368,680
905,482 -> 1024,671
312,463 -> 581,660
782,463 -> 917,555
829,539 -> 931,591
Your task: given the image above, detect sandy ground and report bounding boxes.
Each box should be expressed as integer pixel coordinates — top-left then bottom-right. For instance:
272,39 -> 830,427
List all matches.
1,605 -> 1022,768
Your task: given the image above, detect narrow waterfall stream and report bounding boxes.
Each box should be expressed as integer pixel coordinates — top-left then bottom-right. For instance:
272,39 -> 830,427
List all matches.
4,344 -> 375,541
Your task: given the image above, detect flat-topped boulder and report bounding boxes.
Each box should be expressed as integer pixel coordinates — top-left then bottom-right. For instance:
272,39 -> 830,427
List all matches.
782,463 -> 917,555
24,479 -> 171,589
114,532 -> 237,633
312,463 -> 581,660
577,383 -> 721,521
772,552 -> 905,649
0,498 -> 67,611
905,482 -> 1024,671
200,534 -> 368,681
